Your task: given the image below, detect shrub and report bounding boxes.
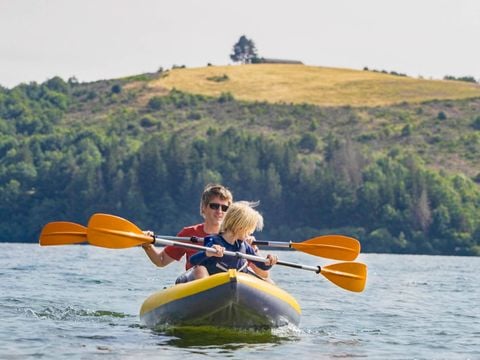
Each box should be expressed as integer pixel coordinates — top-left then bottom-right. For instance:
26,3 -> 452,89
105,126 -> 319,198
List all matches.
207,74 -> 229,82
206,127 -> 217,136
472,116 -> 480,130
140,115 -> 156,128
45,76 -> 69,93
437,111 -> 447,120
473,173 -> 480,183
147,96 -> 164,110
401,124 -> 413,137
218,92 -> 234,103
188,112 -> 202,120
111,84 -> 122,94
298,133 -> 318,152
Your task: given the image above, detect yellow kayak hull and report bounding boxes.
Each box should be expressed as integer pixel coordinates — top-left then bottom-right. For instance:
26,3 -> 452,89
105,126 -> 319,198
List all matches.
140,270 -> 301,329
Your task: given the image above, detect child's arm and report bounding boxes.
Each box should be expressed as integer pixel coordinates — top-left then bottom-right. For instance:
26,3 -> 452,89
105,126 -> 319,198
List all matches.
190,239 -> 224,265
245,243 -> 277,270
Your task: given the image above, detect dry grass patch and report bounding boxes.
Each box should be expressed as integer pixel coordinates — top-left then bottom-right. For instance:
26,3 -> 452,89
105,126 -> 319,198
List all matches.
148,64 -> 480,107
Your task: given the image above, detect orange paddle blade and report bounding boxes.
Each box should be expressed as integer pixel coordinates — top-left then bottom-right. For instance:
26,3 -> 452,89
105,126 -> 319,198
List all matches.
87,213 -> 152,249
39,222 -> 87,246
291,235 -> 361,261
320,262 -> 367,292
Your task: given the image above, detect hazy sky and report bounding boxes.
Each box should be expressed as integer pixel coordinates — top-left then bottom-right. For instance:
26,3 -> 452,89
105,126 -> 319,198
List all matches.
1,0 -> 479,88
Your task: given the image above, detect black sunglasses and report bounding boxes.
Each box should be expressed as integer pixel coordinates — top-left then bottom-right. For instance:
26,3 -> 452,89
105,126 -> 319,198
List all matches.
208,203 -> 229,212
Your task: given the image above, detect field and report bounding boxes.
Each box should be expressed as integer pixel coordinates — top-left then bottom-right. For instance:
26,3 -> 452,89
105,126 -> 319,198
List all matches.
145,64 -> 480,107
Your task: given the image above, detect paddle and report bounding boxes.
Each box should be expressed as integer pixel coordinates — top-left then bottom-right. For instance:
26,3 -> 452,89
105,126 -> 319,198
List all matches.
39,222 -> 87,246
39,220 -> 360,261
155,234 -> 360,261
87,213 -> 367,292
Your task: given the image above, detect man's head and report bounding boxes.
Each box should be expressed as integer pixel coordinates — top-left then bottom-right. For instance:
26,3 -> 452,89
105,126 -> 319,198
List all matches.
200,184 -> 233,227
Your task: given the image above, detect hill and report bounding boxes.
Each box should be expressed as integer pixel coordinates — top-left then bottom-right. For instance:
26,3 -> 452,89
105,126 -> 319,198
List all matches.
0,64 -> 479,255
123,65 -> 480,178
141,64 -> 480,107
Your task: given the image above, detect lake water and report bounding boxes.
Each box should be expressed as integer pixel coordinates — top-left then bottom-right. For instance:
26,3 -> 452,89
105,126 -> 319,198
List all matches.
1,243 -> 479,359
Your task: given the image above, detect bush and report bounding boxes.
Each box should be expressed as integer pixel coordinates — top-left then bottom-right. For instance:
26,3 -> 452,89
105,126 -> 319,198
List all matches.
444,75 -> 477,83
206,74 -> 229,82
147,96 -> 164,110
401,124 -> 413,137
140,115 -> 156,128
298,133 -> 318,152
437,111 -> 447,120
218,92 -> 234,103
188,112 -> 202,121
111,84 -> 122,94
472,116 -> 480,130
45,76 -> 69,93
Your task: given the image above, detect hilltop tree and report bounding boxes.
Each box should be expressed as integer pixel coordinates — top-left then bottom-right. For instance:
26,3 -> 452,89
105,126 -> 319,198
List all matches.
230,35 -> 259,64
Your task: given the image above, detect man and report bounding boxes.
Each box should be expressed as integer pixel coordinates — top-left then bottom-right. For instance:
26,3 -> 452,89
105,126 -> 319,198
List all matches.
142,183 -> 233,282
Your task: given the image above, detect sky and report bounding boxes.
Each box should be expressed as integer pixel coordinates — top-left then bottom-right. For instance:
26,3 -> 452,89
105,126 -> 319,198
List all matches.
1,0 -> 479,88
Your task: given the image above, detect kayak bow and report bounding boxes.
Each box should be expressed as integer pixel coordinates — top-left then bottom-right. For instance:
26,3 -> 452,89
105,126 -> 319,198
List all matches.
140,270 -> 301,329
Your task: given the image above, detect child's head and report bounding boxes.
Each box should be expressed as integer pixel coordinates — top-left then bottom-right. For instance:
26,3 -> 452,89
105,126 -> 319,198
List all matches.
220,201 -> 263,238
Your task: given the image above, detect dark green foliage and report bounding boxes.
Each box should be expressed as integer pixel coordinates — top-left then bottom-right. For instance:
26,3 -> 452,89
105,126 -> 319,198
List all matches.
111,84 -> 122,94
230,35 -> 259,64
437,111 -> 447,120
401,124 -> 413,137
148,96 -> 164,110
206,74 -> 229,82
218,92 -> 234,103
188,112 -> 202,121
444,75 -> 478,83
472,116 -> 480,130
368,68 -> 407,77
45,76 -> 69,93
140,115 -> 157,128
298,133 -> 318,152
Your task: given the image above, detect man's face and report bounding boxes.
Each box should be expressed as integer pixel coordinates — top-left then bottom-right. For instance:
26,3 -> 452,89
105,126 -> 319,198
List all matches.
203,196 -> 230,227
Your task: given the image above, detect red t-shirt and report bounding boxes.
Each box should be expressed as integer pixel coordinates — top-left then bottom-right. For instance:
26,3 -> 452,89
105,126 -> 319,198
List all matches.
164,223 -> 208,270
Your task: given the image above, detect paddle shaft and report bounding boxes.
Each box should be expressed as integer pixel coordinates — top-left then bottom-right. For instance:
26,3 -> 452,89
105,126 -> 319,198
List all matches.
153,236 -> 268,263
153,235 -> 296,249
152,236 -> 319,271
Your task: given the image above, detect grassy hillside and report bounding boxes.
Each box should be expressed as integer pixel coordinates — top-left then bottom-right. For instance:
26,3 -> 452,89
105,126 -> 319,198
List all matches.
142,64 -> 480,107
120,65 -> 480,178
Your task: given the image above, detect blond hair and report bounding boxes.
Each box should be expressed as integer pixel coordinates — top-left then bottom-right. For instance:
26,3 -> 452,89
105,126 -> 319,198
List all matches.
220,201 -> 264,235
200,183 -> 233,217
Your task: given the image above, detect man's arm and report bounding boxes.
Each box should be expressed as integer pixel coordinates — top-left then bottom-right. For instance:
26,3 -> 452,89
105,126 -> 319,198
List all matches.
142,244 -> 176,267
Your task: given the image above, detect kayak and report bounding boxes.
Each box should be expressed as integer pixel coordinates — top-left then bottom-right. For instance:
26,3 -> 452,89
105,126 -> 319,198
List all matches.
139,269 -> 301,329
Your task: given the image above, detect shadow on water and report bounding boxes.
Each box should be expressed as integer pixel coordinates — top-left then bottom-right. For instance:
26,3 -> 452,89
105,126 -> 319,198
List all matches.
152,325 -> 299,349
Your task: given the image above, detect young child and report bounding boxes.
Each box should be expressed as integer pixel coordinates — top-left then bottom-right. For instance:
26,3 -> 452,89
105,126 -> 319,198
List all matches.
189,201 -> 278,279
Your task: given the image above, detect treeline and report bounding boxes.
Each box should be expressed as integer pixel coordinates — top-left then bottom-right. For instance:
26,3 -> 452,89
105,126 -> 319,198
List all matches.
0,78 -> 479,255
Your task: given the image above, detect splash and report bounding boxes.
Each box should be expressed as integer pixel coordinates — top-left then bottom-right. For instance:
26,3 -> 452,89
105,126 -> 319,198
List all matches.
25,305 -> 132,321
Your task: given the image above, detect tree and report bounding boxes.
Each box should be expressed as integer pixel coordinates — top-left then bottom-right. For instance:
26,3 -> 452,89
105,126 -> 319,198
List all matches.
230,35 -> 258,64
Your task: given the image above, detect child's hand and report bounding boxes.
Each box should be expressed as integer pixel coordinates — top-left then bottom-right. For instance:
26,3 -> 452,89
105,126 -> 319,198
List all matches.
207,244 -> 225,257
245,235 -> 259,253
265,254 -> 278,266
